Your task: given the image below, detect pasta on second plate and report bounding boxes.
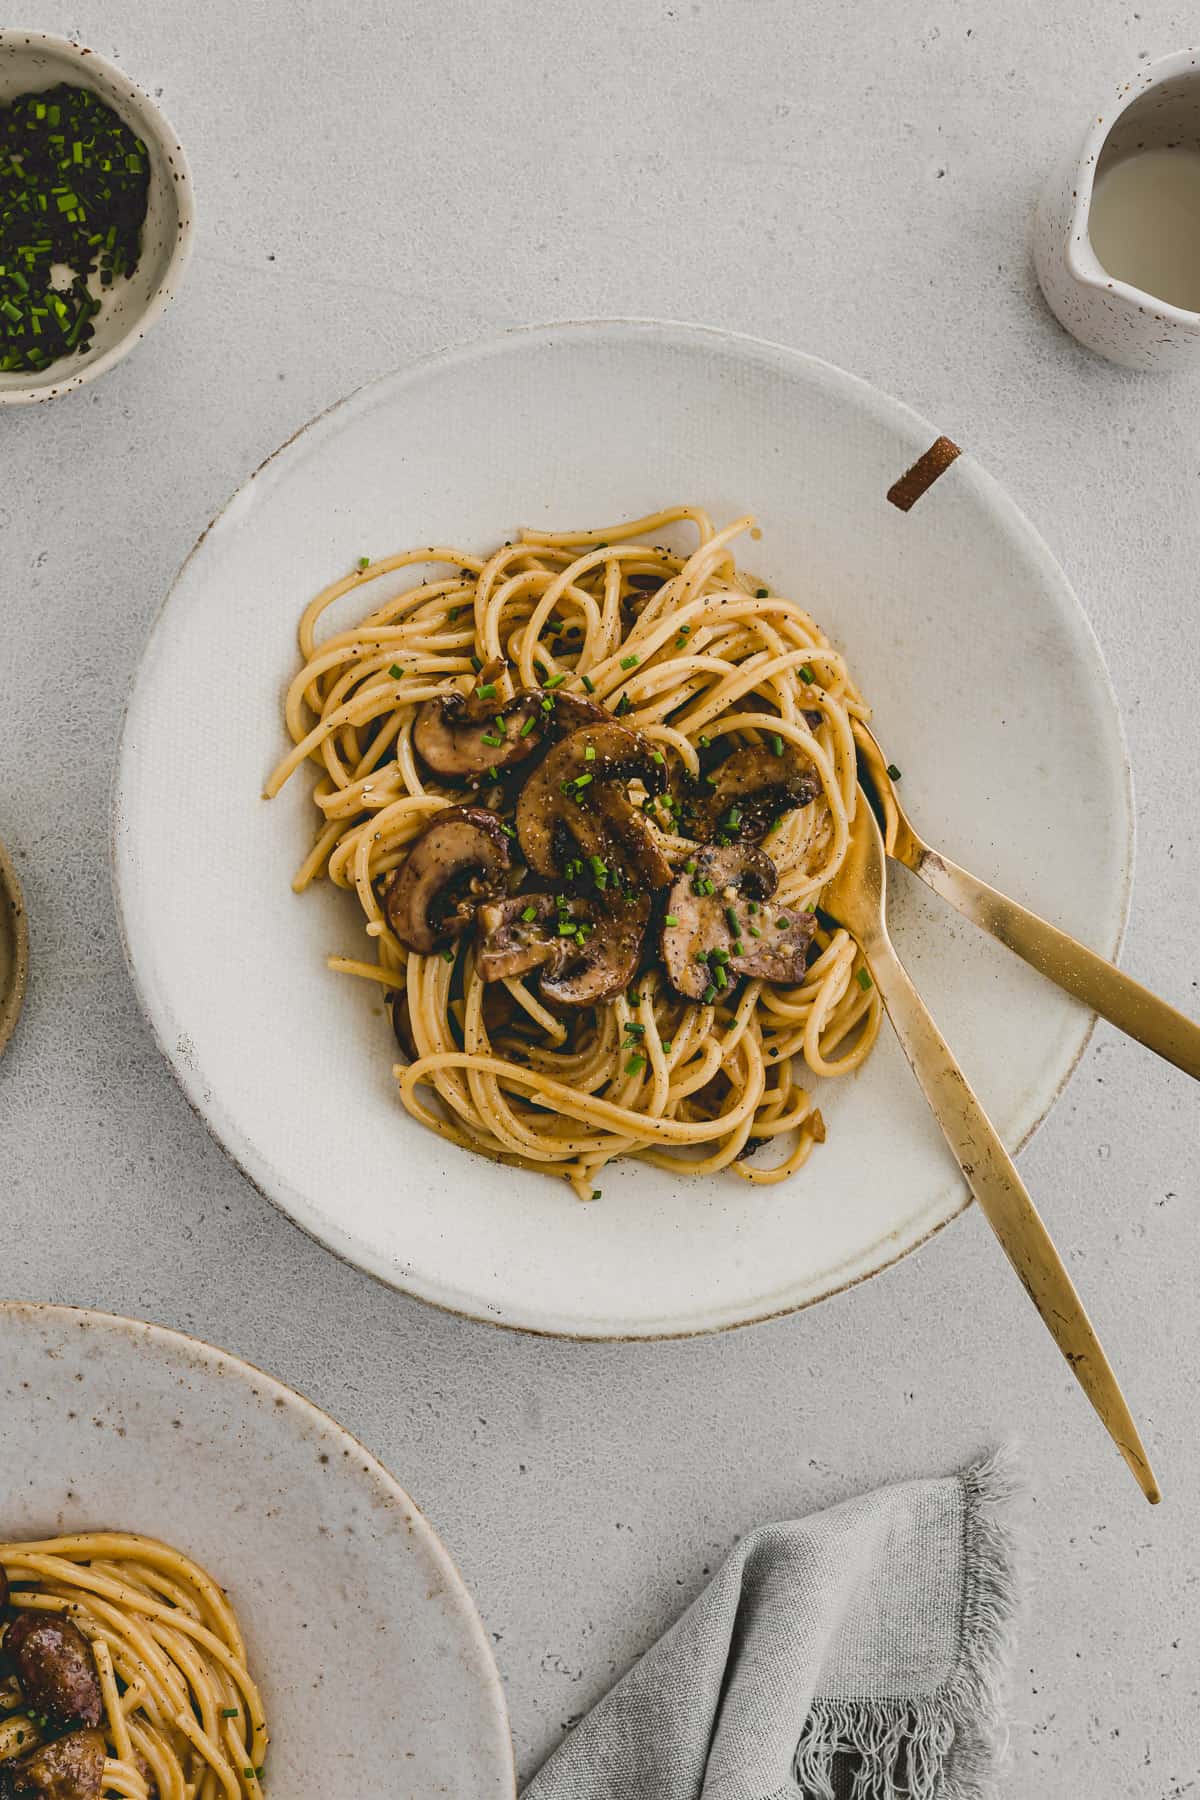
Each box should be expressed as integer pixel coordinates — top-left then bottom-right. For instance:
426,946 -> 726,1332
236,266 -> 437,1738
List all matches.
267,506 -> 882,1199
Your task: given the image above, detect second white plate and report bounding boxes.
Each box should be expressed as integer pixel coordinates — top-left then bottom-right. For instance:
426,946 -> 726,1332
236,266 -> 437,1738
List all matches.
112,321 -> 1131,1338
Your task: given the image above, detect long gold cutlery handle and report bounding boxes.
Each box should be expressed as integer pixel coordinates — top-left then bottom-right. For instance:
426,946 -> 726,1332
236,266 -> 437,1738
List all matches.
914,847 -> 1200,1082
864,929 -> 1161,1504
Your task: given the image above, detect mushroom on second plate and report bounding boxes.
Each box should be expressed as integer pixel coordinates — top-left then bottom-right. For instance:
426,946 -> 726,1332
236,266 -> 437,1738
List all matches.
476,891 -> 650,1008
660,842 -> 817,999
687,742 -> 819,843
516,722 -> 672,887
4,1614 -> 102,1733
0,1729 -> 107,1800
383,806 -> 510,954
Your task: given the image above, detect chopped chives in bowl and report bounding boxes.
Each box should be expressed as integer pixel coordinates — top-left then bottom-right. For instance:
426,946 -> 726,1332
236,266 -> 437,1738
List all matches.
0,83 -> 150,373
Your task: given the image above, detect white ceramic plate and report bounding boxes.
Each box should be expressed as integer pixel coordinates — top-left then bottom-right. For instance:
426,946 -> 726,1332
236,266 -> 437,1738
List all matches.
112,321 -> 1132,1339
0,1303 -> 513,1796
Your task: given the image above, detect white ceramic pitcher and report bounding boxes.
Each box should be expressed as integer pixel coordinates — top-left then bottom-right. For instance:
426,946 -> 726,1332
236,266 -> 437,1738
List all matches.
1034,48 -> 1200,370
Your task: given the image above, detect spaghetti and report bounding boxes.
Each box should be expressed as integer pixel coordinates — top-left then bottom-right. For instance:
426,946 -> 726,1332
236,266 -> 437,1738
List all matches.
0,1534 -> 267,1798
267,507 -> 882,1198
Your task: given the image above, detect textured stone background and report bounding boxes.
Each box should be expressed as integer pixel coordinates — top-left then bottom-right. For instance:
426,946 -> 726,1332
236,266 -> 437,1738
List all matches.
2,3 -> 1197,1792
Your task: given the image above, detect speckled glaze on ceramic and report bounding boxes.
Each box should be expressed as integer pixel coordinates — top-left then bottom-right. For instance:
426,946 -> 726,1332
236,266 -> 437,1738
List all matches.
1034,48 -> 1200,371
0,1303 -> 514,1797
0,32 -> 194,404
0,837 -> 28,1060
112,321 -> 1133,1340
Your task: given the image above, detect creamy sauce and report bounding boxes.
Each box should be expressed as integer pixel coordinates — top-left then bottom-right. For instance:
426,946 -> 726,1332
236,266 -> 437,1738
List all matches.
1089,148 -> 1200,312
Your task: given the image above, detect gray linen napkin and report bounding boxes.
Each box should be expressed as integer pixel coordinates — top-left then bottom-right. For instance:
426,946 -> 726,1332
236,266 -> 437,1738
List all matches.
524,1451 -> 1021,1800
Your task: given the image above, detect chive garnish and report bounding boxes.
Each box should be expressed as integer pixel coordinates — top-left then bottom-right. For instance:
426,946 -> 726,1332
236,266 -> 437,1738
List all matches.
698,734 -> 711,748
481,732 -> 502,747
620,654 -> 639,669
585,745 -> 596,761
770,733 -> 784,757
521,904 -> 538,922
221,1707 -> 239,1718
886,763 -> 902,781
520,715 -> 536,737
857,967 -> 873,991
615,692 -> 632,715
388,664 -> 405,679
664,913 -> 680,927
544,673 -> 567,689
702,983 -> 717,1004
357,555 -> 371,570
799,665 -> 816,684
581,673 -> 596,693
756,587 -> 769,597
442,950 -> 455,963
625,1054 -> 645,1074
714,964 -> 728,989
591,1188 -> 602,1199
684,858 -> 696,874
476,681 -> 497,700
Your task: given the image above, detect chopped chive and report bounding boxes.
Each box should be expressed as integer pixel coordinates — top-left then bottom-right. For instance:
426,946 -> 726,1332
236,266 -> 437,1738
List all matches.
620,654 -> 639,669
684,858 -> 697,874
886,763 -> 903,781
711,946 -> 730,964
661,1038 -> 673,1052
481,732 -> 502,747
698,734 -> 711,748
732,940 -> 744,956
702,983 -> 717,1004
220,1707 -> 239,1718
651,750 -> 664,765
519,715 -> 537,737
748,924 -> 763,937
544,673 -> 567,689
581,674 -> 596,693
442,949 -> 455,963
756,587 -> 769,597
625,1055 -> 645,1074
770,733 -> 784,756
714,964 -> 728,989
470,654 -> 483,672
585,745 -> 596,761
521,904 -> 538,922
476,681 -> 497,699
357,555 -> 371,570
494,714 -> 506,732
615,693 -> 632,715
799,665 -> 816,684
625,1021 -> 646,1035
776,915 -> 791,928
626,990 -> 641,1005
725,906 -> 740,934
591,1188 -> 602,1199
388,664 -> 405,680
664,913 -> 680,927
856,967 -> 874,991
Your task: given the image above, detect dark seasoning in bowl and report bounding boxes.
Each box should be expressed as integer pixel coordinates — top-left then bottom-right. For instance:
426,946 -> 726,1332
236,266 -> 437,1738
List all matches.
0,82 -> 150,372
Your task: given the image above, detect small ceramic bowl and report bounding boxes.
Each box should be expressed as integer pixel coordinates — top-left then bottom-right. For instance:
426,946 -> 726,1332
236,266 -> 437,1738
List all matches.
0,836 -> 28,1059
0,31 -> 194,404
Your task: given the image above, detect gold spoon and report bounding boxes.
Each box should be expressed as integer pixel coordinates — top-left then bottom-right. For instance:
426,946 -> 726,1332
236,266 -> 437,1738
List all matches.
855,722 -> 1200,1081
821,790 -> 1161,1504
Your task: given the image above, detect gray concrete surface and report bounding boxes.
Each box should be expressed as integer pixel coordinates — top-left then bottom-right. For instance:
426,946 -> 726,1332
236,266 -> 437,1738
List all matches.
2,3 -> 1198,1792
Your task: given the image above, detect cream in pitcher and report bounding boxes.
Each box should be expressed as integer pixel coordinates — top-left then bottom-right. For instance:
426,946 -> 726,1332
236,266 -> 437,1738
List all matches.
1034,49 -> 1200,370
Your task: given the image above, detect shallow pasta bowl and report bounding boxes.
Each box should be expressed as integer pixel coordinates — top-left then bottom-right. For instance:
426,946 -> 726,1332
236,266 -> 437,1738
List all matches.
0,1302 -> 513,1795
112,320 -> 1131,1338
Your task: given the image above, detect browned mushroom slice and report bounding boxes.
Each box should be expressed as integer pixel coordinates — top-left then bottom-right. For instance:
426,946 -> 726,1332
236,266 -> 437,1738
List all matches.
476,893 -> 650,1009
541,892 -> 650,1007
383,807 -> 510,954
661,843 -> 816,998
688,743 -> 819,843
516,722 -> 669,883
412,668 -> 546,780
5,1614 -> 102,1732
0,1729 -> 106,1799
566,788 -> 674,891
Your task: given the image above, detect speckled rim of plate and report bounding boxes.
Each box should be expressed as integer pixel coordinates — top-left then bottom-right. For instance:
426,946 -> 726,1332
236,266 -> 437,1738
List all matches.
0,1298 -> 516,1792
110,318 -> 1135,1341
0,30 -> 195,405
0,836 -> 29,1059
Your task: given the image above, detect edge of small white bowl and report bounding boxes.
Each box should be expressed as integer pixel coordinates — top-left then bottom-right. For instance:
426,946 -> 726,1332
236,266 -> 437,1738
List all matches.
0,29 -> 194,405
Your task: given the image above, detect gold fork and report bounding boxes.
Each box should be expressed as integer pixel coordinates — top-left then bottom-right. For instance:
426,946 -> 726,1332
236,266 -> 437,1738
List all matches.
822,791 -> 1161,1504
855,722 -> 1200,1080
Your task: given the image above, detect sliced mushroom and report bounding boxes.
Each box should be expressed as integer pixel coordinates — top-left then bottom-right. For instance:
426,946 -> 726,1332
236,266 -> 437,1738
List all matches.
687,743 -> 819,843
516,723 -> 669,885
0,1729 -> 106,1799
383,807 -> 510,954
661,843 -> 817,998
5,1614 -> 102,1732
412,663 -> 546,780
476,892 -> 650,1008
412,666 -> 611,782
